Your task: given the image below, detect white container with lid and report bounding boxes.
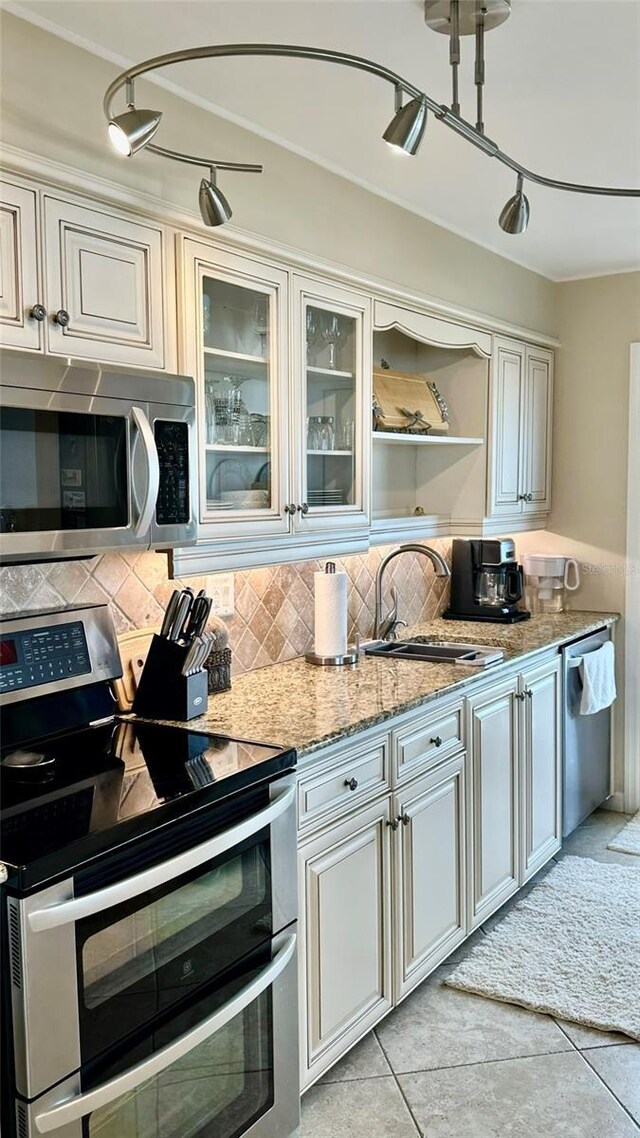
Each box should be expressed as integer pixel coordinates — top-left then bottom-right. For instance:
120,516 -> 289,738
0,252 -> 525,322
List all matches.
522,553 -> 580,614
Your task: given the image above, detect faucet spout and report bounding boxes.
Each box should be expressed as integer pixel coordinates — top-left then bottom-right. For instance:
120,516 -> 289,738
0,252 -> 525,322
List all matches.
373,543 -> 451,641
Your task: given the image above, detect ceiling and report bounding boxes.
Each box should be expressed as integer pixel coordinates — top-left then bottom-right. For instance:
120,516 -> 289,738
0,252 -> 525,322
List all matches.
6,0 -> 640,281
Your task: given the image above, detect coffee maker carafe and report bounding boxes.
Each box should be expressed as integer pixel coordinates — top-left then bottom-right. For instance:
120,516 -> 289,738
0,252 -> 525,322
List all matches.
444,538 -> 530,623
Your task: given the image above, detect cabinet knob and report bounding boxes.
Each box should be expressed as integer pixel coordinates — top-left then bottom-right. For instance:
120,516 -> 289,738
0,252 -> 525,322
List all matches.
526,492 -> 534,503
526,688 -> 533,698
29,304 -> 46,322
53,309 -> 71,327
386,818 -> 399,831
283,503 -> 297,515
430,735 -> 443,747
297,502 -> 309,515
399,812 -> 411,827
344,777 -> 358,792
515,691 -> 526,701
518,493 -> 527,501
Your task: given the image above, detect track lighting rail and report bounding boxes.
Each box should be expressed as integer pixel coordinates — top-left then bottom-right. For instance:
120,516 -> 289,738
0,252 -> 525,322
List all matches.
103,41 -> 640,199
104,39 -> 639,231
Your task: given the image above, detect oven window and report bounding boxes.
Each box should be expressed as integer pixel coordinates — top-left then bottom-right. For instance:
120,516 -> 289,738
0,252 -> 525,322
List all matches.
0,407 -> 128,533
86,991 -> 274,1138
77,834 -> 271,1065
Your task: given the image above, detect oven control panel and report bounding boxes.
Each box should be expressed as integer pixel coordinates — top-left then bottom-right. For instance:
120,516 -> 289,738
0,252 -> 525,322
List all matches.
0,620 -> 90,695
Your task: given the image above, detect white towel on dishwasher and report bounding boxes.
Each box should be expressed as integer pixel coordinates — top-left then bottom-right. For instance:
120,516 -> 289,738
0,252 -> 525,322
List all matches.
579,641 -> 616,715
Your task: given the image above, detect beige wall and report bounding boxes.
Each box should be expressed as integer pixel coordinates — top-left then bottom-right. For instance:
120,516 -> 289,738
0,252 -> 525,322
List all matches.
0,11 -> 558,336
516,270 -> 640,797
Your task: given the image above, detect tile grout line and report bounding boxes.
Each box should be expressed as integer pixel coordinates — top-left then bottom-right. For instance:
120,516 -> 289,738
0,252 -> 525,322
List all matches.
577,1048 -> 640,1132
374,1030 -> 424,1138
373,1042 -> 586,1078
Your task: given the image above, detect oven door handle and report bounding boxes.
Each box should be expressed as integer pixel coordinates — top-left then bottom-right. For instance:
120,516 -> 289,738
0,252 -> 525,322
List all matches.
27,782 -> 295,932
131,405 -> 160,538
32,930 -> 296,1135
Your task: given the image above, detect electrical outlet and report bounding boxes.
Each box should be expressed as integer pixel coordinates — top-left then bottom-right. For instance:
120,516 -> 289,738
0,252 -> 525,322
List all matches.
209,573 -> 234,617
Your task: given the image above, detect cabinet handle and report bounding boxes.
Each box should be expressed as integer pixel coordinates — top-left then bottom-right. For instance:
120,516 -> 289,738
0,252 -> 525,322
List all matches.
386,818 -> 399,831
53,309 -> 71,327
515,692 -> 526,701
526,688 -> 533,698
297,503 -> 309,515
283,503 -> 297,515
526,492 -> 534,503
29,304 -> 46,322
399,813 -> 411,827
430,735 -> 443,747
518,493 -> 527,501
344,777 -> 358,792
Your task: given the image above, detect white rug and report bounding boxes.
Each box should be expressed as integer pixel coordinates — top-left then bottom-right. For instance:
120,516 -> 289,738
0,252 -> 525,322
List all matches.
608,811 -> 640,855
446,856 -> 640,1040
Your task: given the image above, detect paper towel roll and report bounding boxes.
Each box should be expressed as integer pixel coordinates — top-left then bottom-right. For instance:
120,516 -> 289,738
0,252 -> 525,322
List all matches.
314,569 -> 348,657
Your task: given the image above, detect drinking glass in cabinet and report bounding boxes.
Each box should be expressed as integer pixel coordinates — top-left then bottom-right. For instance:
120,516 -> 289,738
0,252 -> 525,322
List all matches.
320,314 -> 346,370
202,279 -> 269,357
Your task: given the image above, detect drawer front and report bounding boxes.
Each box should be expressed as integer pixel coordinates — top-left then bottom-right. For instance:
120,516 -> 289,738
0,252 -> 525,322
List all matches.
298,741 -> 389,832
393,702 -> 464,785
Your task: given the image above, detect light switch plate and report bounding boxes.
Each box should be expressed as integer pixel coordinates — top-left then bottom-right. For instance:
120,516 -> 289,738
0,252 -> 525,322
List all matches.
209,572 -> 234,617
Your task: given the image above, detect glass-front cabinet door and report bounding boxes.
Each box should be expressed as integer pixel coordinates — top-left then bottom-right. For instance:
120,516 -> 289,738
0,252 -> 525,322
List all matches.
179,240 -> 290,540
292,276 -> 371,533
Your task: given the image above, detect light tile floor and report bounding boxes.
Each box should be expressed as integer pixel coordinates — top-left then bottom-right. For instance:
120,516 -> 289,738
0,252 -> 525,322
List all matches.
300,808 -> 640,1138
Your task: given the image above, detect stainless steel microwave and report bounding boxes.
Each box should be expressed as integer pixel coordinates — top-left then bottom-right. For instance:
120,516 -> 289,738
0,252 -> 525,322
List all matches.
0,350 -> 198,563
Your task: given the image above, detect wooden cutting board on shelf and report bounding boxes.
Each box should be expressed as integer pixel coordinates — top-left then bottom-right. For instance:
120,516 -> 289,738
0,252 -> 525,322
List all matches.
373,367 -> 449,434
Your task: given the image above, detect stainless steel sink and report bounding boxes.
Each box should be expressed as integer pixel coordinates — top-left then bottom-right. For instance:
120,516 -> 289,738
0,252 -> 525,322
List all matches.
364,638 -> 505,666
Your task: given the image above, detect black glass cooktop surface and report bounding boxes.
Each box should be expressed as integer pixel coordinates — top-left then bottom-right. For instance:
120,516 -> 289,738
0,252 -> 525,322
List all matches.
0,718 -> 295,891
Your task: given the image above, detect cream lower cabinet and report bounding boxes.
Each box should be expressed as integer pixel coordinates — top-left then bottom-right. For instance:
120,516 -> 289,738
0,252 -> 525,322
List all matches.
467,676 -> 520,928
467,655 -> 562,927
298,797 -> 393,1088
520,657 -> 562,880
393,752 -> 466,1002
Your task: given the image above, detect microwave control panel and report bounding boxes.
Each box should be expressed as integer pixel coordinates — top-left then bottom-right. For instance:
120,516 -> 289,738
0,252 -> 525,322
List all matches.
0,620 -> 90,695
154,420 -> 190,526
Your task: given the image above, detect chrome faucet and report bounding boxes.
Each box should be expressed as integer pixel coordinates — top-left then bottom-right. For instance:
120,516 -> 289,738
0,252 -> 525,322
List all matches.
373,543 -> 451,641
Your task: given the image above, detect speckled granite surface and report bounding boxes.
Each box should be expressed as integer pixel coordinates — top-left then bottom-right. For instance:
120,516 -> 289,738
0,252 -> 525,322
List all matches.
180,611 -> 619,759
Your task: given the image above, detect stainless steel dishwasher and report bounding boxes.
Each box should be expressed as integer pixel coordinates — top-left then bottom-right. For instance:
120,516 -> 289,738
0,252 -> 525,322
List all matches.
562,627 -> 613,836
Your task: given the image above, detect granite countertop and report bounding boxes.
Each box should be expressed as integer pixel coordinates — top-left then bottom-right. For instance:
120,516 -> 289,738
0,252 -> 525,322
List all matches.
186,611 -> 619,759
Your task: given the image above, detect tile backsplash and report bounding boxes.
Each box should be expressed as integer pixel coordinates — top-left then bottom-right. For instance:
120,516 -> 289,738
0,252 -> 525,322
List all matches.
0,542 -> 451,675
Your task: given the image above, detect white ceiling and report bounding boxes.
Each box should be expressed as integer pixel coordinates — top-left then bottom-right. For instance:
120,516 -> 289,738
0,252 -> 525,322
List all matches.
7,0 -> 640,281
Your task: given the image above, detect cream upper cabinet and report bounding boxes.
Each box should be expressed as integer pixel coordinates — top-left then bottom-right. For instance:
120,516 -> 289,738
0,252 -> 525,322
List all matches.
178,237 -> 291,542
487,336 -> 553,523
299,798 -> 392,1088
522,346 -> 553,516
43,196 -> 168,368
0,179 -> 43,351
293,275 -> 372,534
466,676 -> 520,928
519,657 -> 562,880
0,182 -> 170,367
393,752 -> 467,1001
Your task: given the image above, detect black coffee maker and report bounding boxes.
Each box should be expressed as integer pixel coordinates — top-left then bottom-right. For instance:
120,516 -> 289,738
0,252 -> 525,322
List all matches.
444,538 -> 530,623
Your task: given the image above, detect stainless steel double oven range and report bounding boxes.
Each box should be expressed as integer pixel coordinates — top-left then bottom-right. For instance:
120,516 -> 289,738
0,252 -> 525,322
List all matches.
0,603 -> 299,1138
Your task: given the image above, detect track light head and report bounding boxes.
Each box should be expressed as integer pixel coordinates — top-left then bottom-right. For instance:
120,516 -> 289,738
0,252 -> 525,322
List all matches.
383,95 -> 427,156
199,169 -> 233,226
108,108 -> 162,156
499,174 -> 530,234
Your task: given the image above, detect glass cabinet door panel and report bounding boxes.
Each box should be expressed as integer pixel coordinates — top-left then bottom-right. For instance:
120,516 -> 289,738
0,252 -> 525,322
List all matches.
201,277 -> 273,516
305,304 -> 357,510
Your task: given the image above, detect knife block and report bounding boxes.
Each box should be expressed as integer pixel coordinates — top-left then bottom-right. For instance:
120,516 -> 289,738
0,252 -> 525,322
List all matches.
132,635 -> 208,722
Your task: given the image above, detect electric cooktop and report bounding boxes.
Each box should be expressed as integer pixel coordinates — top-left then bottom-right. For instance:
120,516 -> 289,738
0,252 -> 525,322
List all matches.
0,718 -> 295,891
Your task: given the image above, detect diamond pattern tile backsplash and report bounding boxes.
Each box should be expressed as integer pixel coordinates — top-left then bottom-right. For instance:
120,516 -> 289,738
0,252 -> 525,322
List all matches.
0,543 -> 451,676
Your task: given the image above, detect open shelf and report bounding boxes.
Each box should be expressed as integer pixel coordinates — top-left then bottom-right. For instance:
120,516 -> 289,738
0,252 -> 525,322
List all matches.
373,432 -> 484,446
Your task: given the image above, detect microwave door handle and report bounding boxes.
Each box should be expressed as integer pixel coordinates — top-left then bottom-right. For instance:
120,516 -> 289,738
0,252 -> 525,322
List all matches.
33,930 -> 296,1135
27,782 -> 295,932
130,406 -> 160,538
